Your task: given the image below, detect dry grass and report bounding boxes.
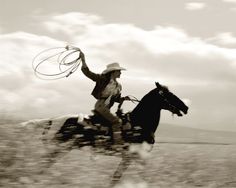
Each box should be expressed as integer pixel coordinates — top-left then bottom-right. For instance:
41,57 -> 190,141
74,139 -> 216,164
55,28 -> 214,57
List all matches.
0,118 -> 236,188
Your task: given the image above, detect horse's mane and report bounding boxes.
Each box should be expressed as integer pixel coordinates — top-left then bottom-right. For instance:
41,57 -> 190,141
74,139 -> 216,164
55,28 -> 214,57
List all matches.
130,88 -> 161,133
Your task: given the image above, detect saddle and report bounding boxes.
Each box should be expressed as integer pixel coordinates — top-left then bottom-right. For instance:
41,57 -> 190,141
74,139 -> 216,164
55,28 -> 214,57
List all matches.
80,110 -> 148,144
88,110 -> 112,127
81,110 -> 132,134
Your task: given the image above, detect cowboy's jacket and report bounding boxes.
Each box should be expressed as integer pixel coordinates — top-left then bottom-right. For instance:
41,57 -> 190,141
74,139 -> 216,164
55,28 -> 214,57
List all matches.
81,66 -> 122,103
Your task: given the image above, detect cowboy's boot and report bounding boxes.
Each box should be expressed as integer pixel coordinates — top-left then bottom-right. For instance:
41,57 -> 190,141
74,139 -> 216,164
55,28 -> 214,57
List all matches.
111,119 -> 124,148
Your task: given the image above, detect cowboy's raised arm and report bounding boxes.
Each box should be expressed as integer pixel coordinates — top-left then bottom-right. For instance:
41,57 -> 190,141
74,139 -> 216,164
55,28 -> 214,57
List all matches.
80,51 -> 100,82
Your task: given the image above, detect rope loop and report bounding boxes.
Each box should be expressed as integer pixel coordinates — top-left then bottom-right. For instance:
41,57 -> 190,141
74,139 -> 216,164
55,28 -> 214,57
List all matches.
32,45 -> 82,80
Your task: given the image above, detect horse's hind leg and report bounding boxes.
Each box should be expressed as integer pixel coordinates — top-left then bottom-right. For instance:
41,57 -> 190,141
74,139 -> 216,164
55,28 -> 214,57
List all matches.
110,152 -> 132,187
36,117 -> 81,178
39,139 -> 74,174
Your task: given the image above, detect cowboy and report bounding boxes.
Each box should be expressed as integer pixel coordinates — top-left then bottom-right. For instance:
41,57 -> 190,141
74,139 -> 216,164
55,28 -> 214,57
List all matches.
80,51 -> 128,146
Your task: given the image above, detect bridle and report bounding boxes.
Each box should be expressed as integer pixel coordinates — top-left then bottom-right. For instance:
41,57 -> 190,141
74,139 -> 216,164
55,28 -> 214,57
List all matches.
158,89 -> 181,116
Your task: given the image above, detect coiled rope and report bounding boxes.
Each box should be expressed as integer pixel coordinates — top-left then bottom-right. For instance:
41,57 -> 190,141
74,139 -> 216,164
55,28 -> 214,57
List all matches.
32,46 -> 82,80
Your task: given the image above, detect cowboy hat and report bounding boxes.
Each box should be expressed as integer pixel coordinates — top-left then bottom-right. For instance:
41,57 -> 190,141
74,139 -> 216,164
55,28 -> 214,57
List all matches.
102,62 -> 126,74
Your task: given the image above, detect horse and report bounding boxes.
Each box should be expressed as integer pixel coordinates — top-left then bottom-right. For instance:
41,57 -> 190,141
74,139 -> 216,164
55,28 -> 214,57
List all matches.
41,82 -> 188,186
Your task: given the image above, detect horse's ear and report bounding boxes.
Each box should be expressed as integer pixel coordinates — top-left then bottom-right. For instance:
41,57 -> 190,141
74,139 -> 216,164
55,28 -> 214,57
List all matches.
155,82 -> 160,88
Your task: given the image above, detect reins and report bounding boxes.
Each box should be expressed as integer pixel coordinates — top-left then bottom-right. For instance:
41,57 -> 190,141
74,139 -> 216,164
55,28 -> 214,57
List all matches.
117,95 -> 140,111
127,95 -> 140,103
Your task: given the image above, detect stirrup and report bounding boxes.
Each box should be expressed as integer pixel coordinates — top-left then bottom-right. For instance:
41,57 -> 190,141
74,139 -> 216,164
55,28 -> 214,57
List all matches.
113,131 -> 124,145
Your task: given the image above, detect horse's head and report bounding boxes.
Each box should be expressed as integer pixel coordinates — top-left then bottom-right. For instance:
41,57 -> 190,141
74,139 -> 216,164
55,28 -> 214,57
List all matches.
155,82 -> 188,116
128,82 -> 189,144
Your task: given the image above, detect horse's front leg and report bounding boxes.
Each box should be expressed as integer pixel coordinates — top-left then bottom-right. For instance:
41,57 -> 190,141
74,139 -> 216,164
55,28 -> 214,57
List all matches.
110,152 -> 132,187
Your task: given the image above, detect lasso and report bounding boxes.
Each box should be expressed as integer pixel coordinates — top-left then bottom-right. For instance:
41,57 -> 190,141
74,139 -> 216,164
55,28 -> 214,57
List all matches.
32,45 -> 82,80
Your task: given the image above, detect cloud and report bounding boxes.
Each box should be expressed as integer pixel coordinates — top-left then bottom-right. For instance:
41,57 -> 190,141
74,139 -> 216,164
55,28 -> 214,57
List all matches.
41,13 -> 236,59
0,32 -> 70,118
185,2 -> 206,10
223,0 -> 236,3
222,0 -> 236,10
206,32 -> 236,46
1,12 -> 236,131
43,12 -> 102,40
39,12 -> 236,83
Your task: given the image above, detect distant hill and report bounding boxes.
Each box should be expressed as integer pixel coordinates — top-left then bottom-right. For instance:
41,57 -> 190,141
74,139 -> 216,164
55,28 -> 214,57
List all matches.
156,123 -> 236,145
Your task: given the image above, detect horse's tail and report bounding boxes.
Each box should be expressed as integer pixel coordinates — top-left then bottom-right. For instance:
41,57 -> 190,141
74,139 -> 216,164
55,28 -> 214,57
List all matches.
42,120 -> 53,135
41,120 -> 53,144
41,115 -> 84,145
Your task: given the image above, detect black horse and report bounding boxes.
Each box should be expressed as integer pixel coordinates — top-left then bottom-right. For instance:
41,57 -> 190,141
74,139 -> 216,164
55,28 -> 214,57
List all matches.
41,82 -> 188,185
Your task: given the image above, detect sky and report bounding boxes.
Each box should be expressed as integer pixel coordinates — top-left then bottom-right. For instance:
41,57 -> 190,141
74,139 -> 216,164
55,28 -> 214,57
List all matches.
0,0 -> 236,132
